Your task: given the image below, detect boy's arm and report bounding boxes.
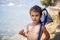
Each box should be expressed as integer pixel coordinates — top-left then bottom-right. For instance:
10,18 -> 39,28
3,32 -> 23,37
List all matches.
42,25 -> 50,40
22,32 -> 28,37
23,24 -> 29,37
20,25 -> 29,38
19,30 -> 28,38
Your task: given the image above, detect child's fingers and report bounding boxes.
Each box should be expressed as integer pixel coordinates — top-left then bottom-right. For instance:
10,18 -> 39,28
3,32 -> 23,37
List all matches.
19,29 -> 24,35
20,29 -> 24,32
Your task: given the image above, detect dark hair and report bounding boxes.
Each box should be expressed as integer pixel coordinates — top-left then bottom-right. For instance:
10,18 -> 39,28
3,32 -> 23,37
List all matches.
30,5 -> 42,16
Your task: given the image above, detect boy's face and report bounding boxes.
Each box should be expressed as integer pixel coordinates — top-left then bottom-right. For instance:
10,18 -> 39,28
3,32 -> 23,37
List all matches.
30,10 -> 41,25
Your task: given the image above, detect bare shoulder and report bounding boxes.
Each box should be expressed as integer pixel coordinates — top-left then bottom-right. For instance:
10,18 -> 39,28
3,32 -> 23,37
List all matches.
42,25 -> 46,31
42,24 -> 48,33
27,23 -> 33,27
27,23 -> 33,30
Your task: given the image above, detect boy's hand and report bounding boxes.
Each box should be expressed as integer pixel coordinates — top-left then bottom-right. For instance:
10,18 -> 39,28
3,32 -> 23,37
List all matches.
19,29 -> 24,35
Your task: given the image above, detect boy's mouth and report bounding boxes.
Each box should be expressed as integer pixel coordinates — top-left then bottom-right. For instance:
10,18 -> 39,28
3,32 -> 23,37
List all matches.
33,21 -> 38,24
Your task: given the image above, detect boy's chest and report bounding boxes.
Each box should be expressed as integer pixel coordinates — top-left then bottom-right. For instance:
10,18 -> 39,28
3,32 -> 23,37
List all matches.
27,25 -> 40,40
28,25 -> 40,33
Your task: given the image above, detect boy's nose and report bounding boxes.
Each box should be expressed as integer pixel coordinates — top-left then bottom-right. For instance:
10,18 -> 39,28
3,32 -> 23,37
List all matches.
33,16 -> 36,20
34,16 -> 36,18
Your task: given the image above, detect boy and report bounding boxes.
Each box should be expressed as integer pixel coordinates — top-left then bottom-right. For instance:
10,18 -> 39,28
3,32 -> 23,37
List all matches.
19,5 -> 50,40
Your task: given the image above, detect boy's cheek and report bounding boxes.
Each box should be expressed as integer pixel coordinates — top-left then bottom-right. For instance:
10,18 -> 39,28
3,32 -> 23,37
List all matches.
36,17 -> 40,20
31,17 -> 34,20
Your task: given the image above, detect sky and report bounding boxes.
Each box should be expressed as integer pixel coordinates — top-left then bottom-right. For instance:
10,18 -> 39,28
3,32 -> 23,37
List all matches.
0,0 -> 45,34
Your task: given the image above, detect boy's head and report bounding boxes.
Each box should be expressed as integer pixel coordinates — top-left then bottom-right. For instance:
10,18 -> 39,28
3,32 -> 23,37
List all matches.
30,5 -> 42,24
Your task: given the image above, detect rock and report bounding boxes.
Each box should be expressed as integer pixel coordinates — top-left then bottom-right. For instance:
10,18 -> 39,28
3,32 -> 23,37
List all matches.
53,24 -> 60,40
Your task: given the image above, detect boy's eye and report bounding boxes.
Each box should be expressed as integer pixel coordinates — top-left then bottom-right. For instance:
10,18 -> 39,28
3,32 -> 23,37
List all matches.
36,15 -> 38,16
31,15 -> 34,17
